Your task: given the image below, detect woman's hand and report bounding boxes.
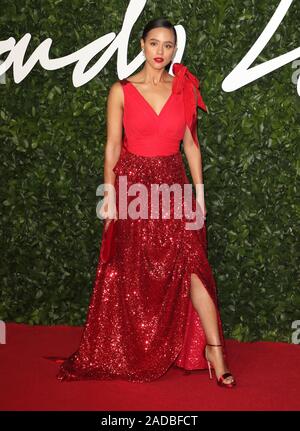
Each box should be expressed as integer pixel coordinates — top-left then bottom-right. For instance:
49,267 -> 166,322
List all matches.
100,195 -> 118,232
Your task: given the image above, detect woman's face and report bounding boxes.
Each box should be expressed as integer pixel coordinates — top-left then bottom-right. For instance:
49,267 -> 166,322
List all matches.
141,27 -> 177,69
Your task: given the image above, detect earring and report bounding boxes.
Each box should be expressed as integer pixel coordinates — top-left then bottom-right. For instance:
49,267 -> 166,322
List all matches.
142,48 -> 145,57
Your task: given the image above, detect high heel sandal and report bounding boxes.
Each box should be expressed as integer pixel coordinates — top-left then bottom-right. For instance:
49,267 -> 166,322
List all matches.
204,343 -> 236,388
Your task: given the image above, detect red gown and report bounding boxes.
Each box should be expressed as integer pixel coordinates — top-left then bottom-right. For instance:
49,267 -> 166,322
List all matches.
54,63 -> 227,383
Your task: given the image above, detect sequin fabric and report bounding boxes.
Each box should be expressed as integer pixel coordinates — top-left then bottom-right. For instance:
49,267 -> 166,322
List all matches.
55,63 -> 227,383
55,149 -> 226,383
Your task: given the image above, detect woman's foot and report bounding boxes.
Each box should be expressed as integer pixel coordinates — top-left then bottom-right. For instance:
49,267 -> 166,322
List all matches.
205,344 -> 236,386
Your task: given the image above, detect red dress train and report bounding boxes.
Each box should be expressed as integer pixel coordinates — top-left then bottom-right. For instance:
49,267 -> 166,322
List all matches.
52,63 -> 227,383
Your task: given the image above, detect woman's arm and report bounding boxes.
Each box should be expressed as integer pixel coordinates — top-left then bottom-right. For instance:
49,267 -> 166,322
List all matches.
182,87 -> 207,218
101,82 -> 123,224
104,81 -> 123,197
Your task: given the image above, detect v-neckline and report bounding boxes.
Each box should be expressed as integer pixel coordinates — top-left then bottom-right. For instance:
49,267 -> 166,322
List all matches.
124,78 -> 174,118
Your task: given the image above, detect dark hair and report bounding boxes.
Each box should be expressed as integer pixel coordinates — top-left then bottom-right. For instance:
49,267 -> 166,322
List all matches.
141,17 -> 177,46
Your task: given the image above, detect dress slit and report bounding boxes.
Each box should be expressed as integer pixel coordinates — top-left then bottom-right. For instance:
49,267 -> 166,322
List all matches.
173,239 -> 227,372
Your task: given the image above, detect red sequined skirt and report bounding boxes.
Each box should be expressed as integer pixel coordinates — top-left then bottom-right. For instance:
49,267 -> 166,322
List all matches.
55,148 -> 226,383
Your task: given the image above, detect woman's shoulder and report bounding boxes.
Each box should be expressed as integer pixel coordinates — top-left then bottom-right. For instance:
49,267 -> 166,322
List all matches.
110,79 -> 125,90
108,76 -> 135,95
107,81 -> 125,107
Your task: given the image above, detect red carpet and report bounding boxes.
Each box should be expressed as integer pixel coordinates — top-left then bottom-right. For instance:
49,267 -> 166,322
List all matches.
0,322 -> 299,411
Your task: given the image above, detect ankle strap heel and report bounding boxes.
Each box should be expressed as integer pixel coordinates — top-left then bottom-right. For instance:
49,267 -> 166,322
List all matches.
204,343 -> 236,388
206,343 -> 223,346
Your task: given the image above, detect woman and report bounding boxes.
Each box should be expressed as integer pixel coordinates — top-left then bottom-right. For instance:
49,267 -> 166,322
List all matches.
56,18 -> 236,387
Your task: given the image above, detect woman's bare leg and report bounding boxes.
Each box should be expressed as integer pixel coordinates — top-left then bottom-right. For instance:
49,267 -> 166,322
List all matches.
190,273 -> 234,384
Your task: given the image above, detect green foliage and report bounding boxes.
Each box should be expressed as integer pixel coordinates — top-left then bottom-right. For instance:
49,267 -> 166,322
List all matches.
0,0 -> 299,342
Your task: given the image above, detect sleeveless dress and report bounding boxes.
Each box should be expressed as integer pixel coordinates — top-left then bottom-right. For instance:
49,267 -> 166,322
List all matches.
53,63 -> 227,383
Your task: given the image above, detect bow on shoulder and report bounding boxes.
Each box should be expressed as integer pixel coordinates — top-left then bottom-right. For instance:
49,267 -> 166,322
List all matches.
172,62 -> 207,148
